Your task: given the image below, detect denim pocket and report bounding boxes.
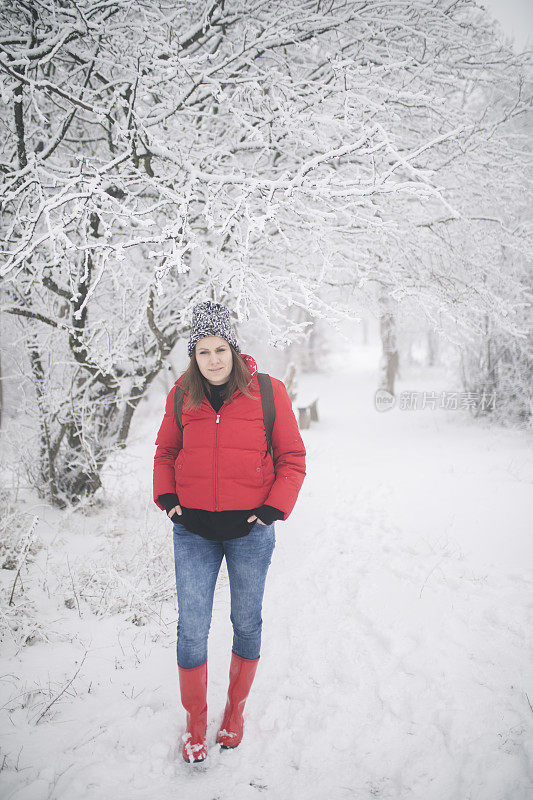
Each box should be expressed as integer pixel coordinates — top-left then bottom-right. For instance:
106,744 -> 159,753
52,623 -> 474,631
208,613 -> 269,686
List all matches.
172,519 -> 189,536
251,520 -> 275,539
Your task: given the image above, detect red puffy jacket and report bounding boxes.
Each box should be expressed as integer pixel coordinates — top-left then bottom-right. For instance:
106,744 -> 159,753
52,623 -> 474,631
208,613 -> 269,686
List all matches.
153,354 -> 306,521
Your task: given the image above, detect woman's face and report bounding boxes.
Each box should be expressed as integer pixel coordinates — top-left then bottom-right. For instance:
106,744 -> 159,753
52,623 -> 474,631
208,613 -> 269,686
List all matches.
195,336 -> 233,385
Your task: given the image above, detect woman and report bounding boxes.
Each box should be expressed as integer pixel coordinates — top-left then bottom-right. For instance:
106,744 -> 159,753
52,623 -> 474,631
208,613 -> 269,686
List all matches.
153,301 -> 306,763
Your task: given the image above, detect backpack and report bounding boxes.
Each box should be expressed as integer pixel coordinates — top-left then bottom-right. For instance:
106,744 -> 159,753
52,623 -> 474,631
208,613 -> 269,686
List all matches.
173,373 -> 276,462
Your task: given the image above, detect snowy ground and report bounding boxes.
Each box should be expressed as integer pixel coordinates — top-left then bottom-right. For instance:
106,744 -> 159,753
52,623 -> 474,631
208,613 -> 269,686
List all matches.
1,346 -> 532,800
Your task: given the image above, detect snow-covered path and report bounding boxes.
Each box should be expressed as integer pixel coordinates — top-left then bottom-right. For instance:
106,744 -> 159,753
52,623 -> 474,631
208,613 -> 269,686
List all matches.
1,350 -> 532,800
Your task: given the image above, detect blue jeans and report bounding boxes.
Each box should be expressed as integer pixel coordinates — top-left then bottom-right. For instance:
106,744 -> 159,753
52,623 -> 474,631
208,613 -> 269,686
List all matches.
172,520 -> 276,668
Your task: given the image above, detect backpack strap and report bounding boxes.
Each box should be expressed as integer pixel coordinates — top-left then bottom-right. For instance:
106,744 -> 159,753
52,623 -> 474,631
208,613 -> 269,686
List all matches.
173,374 -> 276,460
174,384 -> 186,431
257,373 -> 275,461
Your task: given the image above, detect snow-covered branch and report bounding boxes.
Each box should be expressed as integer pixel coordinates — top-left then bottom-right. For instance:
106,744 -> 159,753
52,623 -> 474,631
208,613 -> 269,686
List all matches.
1,0 -> 531,502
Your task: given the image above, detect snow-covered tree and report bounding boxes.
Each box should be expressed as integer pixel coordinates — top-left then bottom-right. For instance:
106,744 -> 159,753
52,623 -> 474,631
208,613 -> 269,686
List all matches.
1,0 -> 531,503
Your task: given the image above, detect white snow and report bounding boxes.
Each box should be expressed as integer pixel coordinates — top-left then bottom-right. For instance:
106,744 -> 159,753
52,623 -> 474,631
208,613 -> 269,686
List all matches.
1,345 -> 532,800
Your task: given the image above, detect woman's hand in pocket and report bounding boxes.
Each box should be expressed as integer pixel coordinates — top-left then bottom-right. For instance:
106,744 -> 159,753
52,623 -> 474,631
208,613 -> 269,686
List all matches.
247,514 -> 266,526
168,505 -> 182,519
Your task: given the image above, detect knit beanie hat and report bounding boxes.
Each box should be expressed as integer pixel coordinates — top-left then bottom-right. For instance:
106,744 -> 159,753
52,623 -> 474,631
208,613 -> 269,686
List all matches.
187,301 -> 240,359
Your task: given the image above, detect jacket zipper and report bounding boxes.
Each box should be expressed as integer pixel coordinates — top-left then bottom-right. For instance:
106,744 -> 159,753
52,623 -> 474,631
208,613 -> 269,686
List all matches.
198,375 -> 255,511
214,413 -> 220,511
206,393 -> 230,511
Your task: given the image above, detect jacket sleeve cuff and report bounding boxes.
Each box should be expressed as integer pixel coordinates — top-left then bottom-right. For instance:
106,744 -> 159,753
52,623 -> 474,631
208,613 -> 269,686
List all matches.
252,504 -> 284,525
158,493 -> 180,515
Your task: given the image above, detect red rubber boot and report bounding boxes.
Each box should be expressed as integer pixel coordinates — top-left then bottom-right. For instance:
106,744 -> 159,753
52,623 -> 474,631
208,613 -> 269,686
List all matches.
178,661 -> 208,763
216,653 -> 259,749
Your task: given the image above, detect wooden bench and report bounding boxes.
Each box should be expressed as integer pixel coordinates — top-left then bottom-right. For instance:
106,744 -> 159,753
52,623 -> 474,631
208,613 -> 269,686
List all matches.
283,363 -> 319,429
297,398 -> 319,429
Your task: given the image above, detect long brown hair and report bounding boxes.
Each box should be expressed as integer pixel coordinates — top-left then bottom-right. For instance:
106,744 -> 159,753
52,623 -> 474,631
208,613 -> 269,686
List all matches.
181,342 -> 257,410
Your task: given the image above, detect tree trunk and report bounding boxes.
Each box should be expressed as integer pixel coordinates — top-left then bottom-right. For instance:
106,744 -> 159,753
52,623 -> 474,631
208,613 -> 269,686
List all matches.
0,346 -> 3,431
379,299 -> 399,395
427,328 -> 438,367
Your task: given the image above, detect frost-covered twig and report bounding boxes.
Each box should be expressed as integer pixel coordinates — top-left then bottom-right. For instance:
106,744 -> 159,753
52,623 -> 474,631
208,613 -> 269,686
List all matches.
8,517 -> 38,606
66,556 -> 82,618
34,650 -> 88,725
